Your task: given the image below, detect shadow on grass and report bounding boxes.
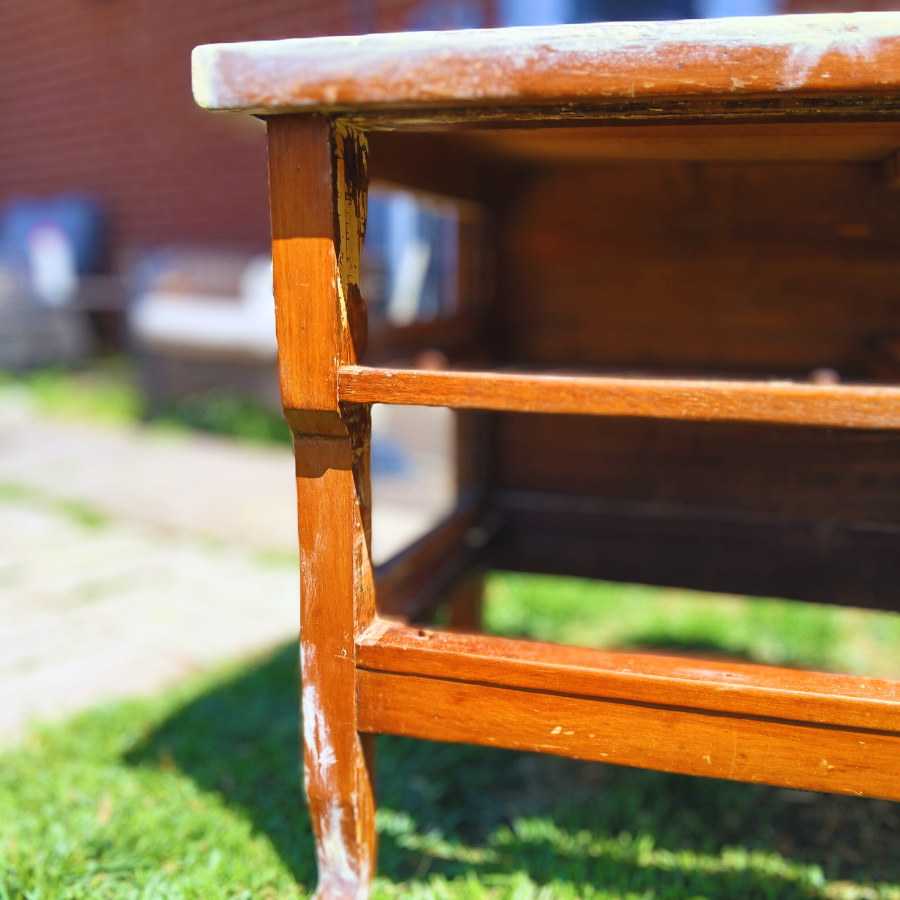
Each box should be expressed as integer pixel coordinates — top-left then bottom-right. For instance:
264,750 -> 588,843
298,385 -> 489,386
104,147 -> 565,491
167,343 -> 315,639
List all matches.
126,643 -> 900,897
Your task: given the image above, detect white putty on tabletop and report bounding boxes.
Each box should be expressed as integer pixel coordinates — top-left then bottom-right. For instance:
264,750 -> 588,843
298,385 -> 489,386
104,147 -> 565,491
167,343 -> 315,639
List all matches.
192,12 -> 900,112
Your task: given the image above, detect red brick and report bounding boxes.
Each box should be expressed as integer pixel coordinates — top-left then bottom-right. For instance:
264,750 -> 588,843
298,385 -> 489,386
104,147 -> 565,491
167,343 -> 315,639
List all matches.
0,0 -> 492,263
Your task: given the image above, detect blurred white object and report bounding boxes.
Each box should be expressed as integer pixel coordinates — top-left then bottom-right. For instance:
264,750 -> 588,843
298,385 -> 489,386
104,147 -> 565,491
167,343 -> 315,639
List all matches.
365,185 -> 464,326
387,239 -> 431,326
131,253 -> 277,360
27,223 -> 79,307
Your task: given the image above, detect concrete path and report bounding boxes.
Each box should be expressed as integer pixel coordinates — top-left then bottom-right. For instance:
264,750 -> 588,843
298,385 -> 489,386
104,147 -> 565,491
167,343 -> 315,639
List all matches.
0,387 -> 454,743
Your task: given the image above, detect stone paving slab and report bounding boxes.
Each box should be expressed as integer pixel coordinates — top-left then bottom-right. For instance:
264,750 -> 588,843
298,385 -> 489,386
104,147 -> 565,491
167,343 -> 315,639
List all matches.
0,390 -> 455,743
0,501 -> 300,743
0,389 -> 454,562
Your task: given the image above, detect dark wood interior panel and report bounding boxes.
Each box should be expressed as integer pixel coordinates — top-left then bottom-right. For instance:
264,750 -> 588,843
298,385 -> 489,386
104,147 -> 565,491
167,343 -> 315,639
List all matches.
492,413 -> 900,525
367,131 -> 489,202
459,122 -> 900,163
489,504 -> 900,612
500,162 -> 900,378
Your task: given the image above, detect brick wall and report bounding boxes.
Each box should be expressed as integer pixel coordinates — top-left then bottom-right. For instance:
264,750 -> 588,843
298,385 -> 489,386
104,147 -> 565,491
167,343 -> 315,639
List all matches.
2,0 -> 891,264
0,1 -> 492,263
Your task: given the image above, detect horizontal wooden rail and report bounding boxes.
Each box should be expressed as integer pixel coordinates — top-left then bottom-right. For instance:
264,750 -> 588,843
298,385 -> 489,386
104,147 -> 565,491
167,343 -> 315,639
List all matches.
357,622 -> 900,799
357,621 -> 900,730
339,366 -> 900,429
374,501 -> 502,620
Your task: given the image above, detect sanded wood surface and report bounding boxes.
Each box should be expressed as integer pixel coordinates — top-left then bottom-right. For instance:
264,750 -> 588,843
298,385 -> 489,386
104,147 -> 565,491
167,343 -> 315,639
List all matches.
358,668 -> 900,801
339,365 -> 900,429
194,14 -> 900,125
357,621 -> 900,731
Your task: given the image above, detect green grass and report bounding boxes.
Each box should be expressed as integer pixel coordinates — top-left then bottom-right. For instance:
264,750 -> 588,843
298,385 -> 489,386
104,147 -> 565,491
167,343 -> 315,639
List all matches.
0,363 -> 145,426
158,391 -> 291,447
2,576 -> 899,899
484,573 -> 900,679
2,363 -> 899,896
0,481 -> 110,530
0,362 -> 291,447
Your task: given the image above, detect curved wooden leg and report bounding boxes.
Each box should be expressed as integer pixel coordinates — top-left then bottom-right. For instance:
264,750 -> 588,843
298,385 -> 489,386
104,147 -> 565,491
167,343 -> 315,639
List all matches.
268,113 -> 375,898
297,433 -> 376,899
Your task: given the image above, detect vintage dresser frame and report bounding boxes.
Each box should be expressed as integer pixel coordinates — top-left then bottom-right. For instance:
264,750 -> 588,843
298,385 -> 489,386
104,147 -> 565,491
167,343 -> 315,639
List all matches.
194,15 -> 900,898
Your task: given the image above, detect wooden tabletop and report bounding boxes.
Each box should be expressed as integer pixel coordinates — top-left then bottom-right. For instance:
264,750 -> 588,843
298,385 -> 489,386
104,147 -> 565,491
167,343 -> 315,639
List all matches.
193,13 -> 900,126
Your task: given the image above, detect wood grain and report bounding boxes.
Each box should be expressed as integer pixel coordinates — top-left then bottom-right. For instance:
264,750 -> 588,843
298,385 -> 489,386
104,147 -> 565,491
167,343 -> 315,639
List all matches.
339,365 -> 900,429
358,620 -> 900,730
357,621 -> 900,733
492,414 -> 900,525
269,115 -> 376,900
499,163 -> 900,381
374,501 -> 482,618
193,14 -> 900,124
269,116 -> 364,436
461,122 -> 900,164
491,496 -> 900,612
358,668 -> 900,801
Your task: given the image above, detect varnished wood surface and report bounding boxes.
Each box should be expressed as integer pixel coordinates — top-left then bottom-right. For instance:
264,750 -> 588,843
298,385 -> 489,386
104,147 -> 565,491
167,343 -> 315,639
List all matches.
357,620 -> 900,731
374,501 -> 484,618
492,415 -> 900,525
358,668 -> 900,801
228,14 -> 900,888
270,116 -> 368,436
193,14 -> 900,126
499,164 -> 900,381
364,316 -> 489,366
460,122 -> 900,164
270,115 -> 377,899
491,496 -> 900,612
339,365 -> 900,429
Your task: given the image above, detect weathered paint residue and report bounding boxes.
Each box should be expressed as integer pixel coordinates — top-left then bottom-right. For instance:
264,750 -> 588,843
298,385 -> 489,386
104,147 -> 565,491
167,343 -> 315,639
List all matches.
192,12 -> 900,113
301,646 -> 337,779
315,799 -> 364,899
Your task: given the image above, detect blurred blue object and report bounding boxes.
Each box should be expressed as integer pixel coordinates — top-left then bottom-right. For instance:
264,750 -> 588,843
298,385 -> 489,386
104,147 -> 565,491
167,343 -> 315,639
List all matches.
0,194 -> 106,274
371,433 -> 413,477
497,0 -> 775,24
408,0 -> 486,30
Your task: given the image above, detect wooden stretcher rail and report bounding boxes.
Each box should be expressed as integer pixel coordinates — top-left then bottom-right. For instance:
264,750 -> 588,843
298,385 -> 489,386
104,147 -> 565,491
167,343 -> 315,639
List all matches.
357,622 -> 900,799
339,365 -> 900,429
358,669 -> 900,800
374,500 -> 501,620
357,621 -> 900,730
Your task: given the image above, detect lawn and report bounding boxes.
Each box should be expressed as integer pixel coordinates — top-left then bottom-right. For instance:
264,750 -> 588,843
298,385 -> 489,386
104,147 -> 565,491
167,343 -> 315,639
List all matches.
2,575 -> 899,900
0,362 -> 291,446
2,364 -> 899,897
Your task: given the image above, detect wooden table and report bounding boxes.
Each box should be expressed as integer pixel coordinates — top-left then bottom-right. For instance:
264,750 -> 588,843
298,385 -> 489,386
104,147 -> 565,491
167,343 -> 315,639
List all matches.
193,15 -> 900,897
